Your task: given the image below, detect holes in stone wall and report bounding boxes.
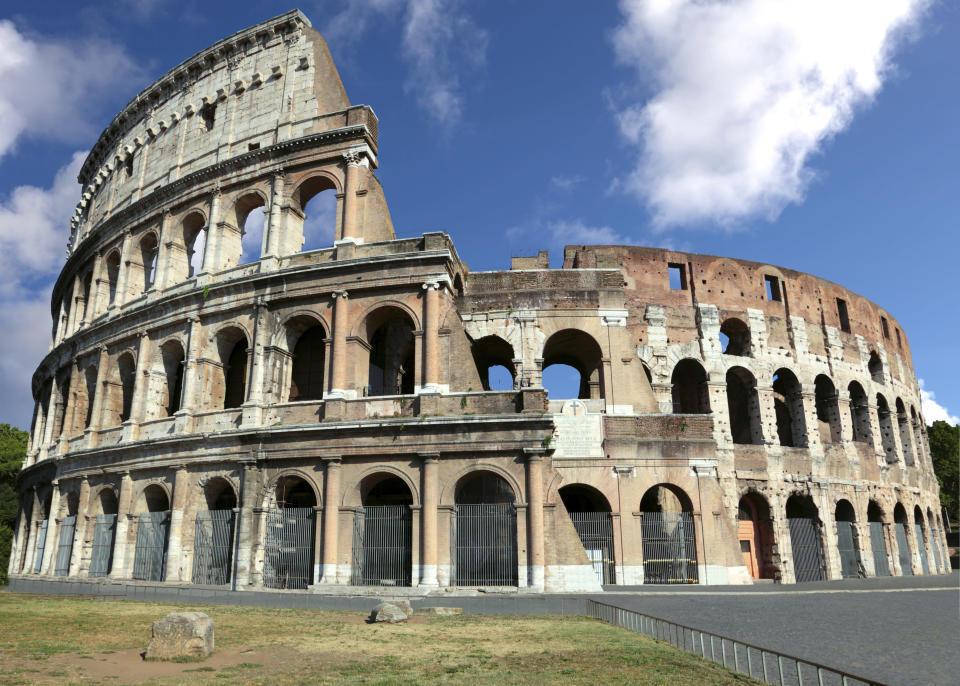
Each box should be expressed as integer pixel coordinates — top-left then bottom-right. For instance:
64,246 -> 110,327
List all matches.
668,263 -> 687,290
764,275 -> 781,302
836,298 -> 851,333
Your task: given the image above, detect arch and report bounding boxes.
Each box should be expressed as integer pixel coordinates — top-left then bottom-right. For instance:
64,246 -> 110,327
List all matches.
868,500 -> 885,522
214,326 -> 249,409
876,394 -> 897,463
895,398 -> 915,465
346,465 -> 420,507
671,358 -> 709,414
159,339 -> 185,417
234,191 -> 268,265
139,232 -> 159,291
559,483 -> 615,585
559,484 -> 612,513
202,477 -> 238,510
542,329 -> 604,401
453,470 -> 518,586
913,505 -> 930,574
639,484 -> 698,584
785,493 -> 826,582
351,472 -> 414,587
193,476 -> 238,586
93,487 -> 119,515
453,274 -> 464,297
288,320 -> 327,401
364,305 -> 416,396
291,173 -> 340,253
262,472 -> 317,590
835,499 -> 856,522
441,463 -> 523,507
117,352 -> 136,424
848,382 -> 872,444
786,494 -> 819,519
835,499 -> 862,578
455,470 -> 517,505
135,483 -> 170,513
105,250 -> 121,305
867,351 -> 883,384
866,499 -> 891,575
640,484 -> 694,513
83,364 -> 98,429
80,271 -> 93,323
737,492 -> 776,580
360,473 -> 415,506
720,317 -> 750,356
773,368 -> 807,448
472,335 -> 516,391
182,211 -> 206,279
892,502 -> 912,575
814,375 -> 841,443
273,474 -> 319,509
726,366 -> 761,444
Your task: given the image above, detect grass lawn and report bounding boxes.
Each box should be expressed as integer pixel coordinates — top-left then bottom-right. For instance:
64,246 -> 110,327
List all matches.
0,593 -> 758,685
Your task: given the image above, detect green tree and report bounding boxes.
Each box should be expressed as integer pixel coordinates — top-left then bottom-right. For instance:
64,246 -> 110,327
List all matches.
928,420 -> 959,529
0,423 -> 28,584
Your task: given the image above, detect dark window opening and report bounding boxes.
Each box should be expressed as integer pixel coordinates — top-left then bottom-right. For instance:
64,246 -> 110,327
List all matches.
542,329 -> 604,401
668,263 -> 687,290
161,342 -> 185,416
367,312 -> 415,396
200,103 -> 216,131
726,367 -> 761,445
471,335 -> 516,391
671,359 -> 710,414
895,328 -> 901,348
719,318 -> 750,356
848,382 -> 871,444
248,142 -> 260,151
837,298 -> 850,333
124,154 -> 134,178
764,275 -> 781,302
880,317 -> 890,339
224,340 -> 249,409
868,351 -> 883,384
814,375 -> 842,443
290,326 -> 326,401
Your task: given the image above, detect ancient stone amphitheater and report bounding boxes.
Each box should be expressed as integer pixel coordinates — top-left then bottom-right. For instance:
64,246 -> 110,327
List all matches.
8,11 -> 949,594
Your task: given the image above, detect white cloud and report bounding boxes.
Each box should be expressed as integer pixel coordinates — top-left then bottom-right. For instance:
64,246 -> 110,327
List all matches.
324,0 -> 486,129
550,175 -> 586,192
610,0 -> 927,227
0,21 -> 143,160
919,378 -> 959,426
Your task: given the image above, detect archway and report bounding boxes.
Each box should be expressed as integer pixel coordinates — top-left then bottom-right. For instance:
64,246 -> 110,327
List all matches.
288,322 -> 327,401
893,503 -> 912,575
132,484 -> 170,582
139,233 -> 159,291
454,471 -> 517,586
471,335 -> 516,391
352,474 -> 414,587
54,493 -> 80,576
671,359 -> 709,414
868,351 -> 883,383
214,327 -> 249,409
559,484 -> 615,585
639,484 -> 698,584
785,494 -> 825,582
737,493 -> 775,580
815,375 -> 842,443
89,488 -> 119,577
913,506 -> 929,574
773,368 -> 806,447
927,507 -> 943,573
895,399 -> 915,465
867,501 -> 890,576
235,192 -> 267,265
263,476 -> 317,589
835,500 -> 861,579
719,317 -> 750,356
542,329 -> 604,401
106,251 -> 121,306
726,366 -> 760,444
192,478 -> 238,586
876,395 -> 897,463
848,382 -> 872,444
365,307 -> 415,396
293,176 -> 338,253
159,340 -> 185,417
31,494 -> 53,574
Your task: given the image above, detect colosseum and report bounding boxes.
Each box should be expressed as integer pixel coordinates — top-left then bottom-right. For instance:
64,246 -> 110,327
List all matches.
7,10 -> 950,594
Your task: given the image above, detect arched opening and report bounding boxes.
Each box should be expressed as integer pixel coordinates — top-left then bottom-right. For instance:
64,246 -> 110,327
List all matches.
54,493 -> 81,576
785,494 -> 825,582
895,398 -> 915,465
737,493 -> 776,580
133,484 -> 170,582
893,503 -> 912,576
848,382 -> 872,444
913,506 -> 929,574
726,366 -> 761,444
352,474 -> 414,587
927,507 -> 943,573
365,307 -> 415,396
293,176 -> 338,253
868,351 -> 883,384
671,359 -> 710,414
773,368 -> 807,448
83,364 -> 98,429
453,274 -> 464,298
182,212 -> 206,279
835,499 -> 861,578
264,476 -> 317,590
719,317 -> 750,356
193,478 -> 238,586
216,328 -> 249,409
117,353 -> 136,424
542,329 -> 604,401
159,340 -> 185,417
559,484 -> 615,585
866,501 -> 890,576
288,322 -> 327,401
31,494 -> 53,574
814,375 -> 842,443
140,233 -> 159,291
876,395 -> 897,463
454,471 -> 518,586
80,272 -> 93,324
639,484 -> 697,584
235,193 -> 267,265
106,251 -> 121,306
909,406 -> 922,466
471,335 -> 516,391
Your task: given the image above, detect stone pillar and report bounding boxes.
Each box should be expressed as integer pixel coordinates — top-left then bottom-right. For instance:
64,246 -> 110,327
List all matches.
177,318 -> 203,423
422,281 -> 440,391
265,170 -> 285,259
69,476 -> 91,577
242,301 -> 268,426
327,291 -> 350,397
125,332 -> 152,442
341,151 -> 362,242
153,210 -> 172,291
113,231 -> 132,309
65,277 -> 81,337
321,458 -> 341,583
886,522 -> 902,576
165,465 -> 189,581
420,454 -> 439,587
110,472 -> 134,580
525,451 -> 546,591
234,460 -> 258,588
855,521 -> 875,577
89,251 -> 107,320
39,482 -> 61,575
200,190 -> 221,273
87,347 -> 110,447
23,488 -> 42,574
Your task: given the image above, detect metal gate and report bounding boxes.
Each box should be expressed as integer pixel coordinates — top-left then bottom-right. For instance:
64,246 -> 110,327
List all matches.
54,515 -> 77,576
192,510 -> 235,585
33,520 -> 48,574
454,504 -> 518,586
835,520 -> 860,578
132,511 -> 169,581
915,525 -> 929,574
641,512 -> 698,584
868,521 -> 890,576
351,505 -> 412,586
263,507 -> 314,590
89,514 -> 117,577
788,517 -> 825,582
569,512 -> 615,585
894,522 -> 912,575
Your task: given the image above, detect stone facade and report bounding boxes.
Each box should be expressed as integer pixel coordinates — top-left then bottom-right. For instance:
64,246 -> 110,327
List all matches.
9,11 -> 949,593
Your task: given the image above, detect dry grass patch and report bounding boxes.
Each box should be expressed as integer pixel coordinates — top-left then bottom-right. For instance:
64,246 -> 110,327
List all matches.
0,594 -> 758,685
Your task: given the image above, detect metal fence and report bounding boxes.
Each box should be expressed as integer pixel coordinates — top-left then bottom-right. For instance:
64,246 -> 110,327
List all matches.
586,600 -> 886,686
914,525 -> 929,574
351,505 -> 413,587
263,507 -> 314,590
640,512 -> 698,584
788,517 -> 825,582
192,510 -> 235,586
88,514 -> 117,577
454,504 -> 518,586
33,520 -> 48,574
835,521 -> 860,579
894,523 -> 912,575
54,515 -> 77,576
569,511 -> 615,585
868,522 -> 890,577
132,511 -> 169,581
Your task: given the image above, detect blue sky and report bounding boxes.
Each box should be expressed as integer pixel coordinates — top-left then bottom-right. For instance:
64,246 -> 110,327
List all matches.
0,0 -> 957,431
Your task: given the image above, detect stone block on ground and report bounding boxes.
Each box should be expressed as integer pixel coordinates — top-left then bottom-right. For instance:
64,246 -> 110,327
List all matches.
145,612 -> 214,660
382,598 -> 413,615
419,606 -> 463,616
369,602 -> 408,623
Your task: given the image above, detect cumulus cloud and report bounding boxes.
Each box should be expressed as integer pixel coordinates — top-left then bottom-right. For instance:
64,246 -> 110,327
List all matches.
0,21 -> 143,160
919,378 -> 959,426
324,0 -> 486,128
610,0 -> 927,227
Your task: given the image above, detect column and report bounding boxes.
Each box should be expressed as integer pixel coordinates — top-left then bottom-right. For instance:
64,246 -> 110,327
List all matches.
89,251 -> 107,320
242,301 -> 268,426
420,454 -> 439,587
886,521 -> 902,576
341,151 -> 361,242
177,318 -> 202,421
327,291 -> 349,397
233,460 -> 258,588
8,496 -> 28,577
165,465 -> 189,581
24,489 -> 42,574
113,231 -> 132,309
110,471 -> 134,579
153,210 -> 172,291
39,482 -> 61,575
69,477 -> 91,576
525,451 -> 545,591
87,347 -> 110,447
422,281 -> 440,391
65,277 -> 81,337
265,170 -> 285,259
125,332 -> 152,442
321,457 -> 341,583
200,189 -> 221,273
